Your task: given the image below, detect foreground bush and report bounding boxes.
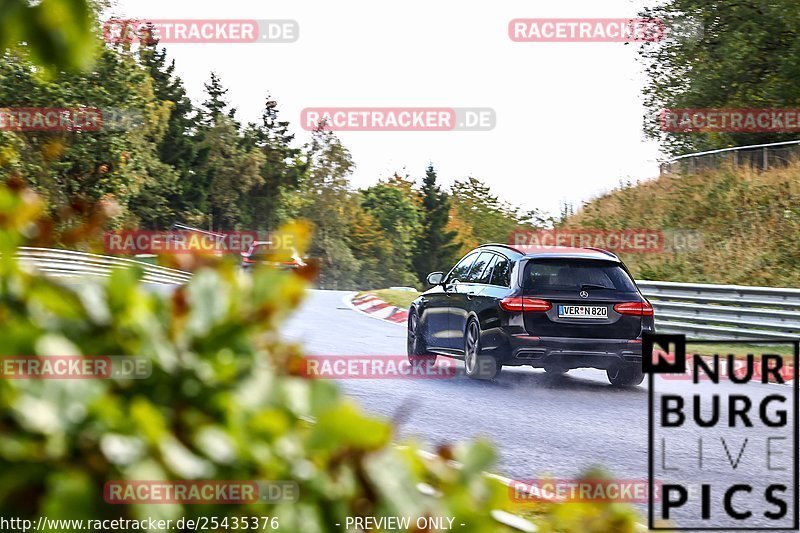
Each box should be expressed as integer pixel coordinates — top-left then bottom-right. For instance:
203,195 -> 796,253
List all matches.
0,183 -> 641,532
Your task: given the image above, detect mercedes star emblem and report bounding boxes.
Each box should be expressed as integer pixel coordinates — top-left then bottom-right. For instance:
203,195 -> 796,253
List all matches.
580,290 -> 589,299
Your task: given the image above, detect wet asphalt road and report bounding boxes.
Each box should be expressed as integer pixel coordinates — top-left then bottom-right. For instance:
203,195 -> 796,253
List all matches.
284,290 -> 798,529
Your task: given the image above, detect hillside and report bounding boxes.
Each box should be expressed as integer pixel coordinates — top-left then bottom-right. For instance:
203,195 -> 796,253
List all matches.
563,163 -> 800,287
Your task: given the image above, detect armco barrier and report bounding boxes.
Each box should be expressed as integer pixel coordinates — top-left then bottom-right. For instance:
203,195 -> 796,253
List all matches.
14,247 -> 192,285
659,139 -> 800,175
638,280 -> 800,340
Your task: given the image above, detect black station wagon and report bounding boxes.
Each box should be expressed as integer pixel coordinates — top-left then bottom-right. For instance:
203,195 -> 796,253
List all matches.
407,244 -> 655,386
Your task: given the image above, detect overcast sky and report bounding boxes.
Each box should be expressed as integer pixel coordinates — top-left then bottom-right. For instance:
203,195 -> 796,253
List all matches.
111,0 -> 663,217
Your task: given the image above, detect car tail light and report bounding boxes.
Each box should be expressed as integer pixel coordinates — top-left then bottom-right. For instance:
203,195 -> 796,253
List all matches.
499,297 -> 552,313
614,301 -> 654,316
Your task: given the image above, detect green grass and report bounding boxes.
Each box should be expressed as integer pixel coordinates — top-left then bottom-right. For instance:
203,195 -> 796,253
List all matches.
361,289 -> 421,309
565,162 -> 800,288
687,342 -> 795,360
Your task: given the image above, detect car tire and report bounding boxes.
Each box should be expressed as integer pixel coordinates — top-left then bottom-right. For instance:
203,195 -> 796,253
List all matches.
606,363 -> 644,387
544,364 -> 568,375
407,309 -> 436,365
464,319 -> 501,380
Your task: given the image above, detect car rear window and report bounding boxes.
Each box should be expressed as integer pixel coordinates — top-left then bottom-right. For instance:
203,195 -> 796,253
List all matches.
522,259 -> 637,293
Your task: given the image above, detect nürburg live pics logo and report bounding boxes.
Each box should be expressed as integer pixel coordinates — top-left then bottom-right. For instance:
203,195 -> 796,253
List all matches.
644,333 -> 799,530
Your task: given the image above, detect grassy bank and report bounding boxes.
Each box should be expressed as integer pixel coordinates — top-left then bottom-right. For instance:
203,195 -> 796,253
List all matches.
564,162 -> 800,287
359,288 -> 421,309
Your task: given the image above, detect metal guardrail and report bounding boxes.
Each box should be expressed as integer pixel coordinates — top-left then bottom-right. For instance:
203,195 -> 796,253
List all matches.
638,280 -> 800,340
15,247 -> 192,285
659,139 -> 800,175
16,248 -> 799,339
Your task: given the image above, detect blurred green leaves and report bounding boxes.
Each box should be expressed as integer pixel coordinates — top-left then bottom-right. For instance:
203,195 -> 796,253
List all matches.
0,182 -> 642,531
1,0 -> 99,74
0,182 -> 518,530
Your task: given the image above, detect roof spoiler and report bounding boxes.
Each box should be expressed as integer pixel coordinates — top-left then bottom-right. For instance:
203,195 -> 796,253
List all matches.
478,242 -> 620,260
584,247 -> 619,259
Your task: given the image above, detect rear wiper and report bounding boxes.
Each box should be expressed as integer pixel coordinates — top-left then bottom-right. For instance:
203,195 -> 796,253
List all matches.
580,283 -> 613,291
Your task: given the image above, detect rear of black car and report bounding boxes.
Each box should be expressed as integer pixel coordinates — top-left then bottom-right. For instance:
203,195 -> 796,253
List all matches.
505,256 -> 654,385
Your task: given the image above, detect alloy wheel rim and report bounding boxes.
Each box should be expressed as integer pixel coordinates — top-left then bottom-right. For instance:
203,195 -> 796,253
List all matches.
465,323 -> 478,372
408,313 -> 417,352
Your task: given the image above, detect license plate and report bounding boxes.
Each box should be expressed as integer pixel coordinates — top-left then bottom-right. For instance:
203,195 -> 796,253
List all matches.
558,305 -> 608,319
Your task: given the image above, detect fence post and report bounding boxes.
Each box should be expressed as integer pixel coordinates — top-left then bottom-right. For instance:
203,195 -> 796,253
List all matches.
763,147 -> 769,170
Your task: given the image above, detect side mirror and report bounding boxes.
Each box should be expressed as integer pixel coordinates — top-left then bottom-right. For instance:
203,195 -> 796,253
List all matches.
426,272 -> 444,285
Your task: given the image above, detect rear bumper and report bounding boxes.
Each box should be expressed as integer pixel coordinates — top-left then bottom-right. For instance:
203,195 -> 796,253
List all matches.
507,335 -> 643,370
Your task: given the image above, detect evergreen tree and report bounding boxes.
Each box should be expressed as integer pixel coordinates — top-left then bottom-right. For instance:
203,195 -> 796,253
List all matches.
244,95 -> 302,230
201,72 -> 236,126
412,164 -> 458,281
193,73 -> 263,229
138,44 -> 201,224
195,117 -> 264,229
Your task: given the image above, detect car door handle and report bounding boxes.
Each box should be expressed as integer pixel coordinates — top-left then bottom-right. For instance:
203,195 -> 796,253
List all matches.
466,291 -> 476,300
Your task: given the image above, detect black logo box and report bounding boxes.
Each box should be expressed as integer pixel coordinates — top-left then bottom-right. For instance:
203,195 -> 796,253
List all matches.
644,334 -> 799,531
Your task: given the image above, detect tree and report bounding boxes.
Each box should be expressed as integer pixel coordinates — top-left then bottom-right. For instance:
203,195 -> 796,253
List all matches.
0,48 -> 178,231
412,164 -> 459,282
196,117 -> 265,229
348,205 -> 396,288
294,126 -> 360,289
638,0 -> 800,156
201,72 -> 237,126
139,44 -> 202,224
244,95 -> 302,230
182,73 -> 265,229
359,174 -> 422,287
447,176 -> 522,254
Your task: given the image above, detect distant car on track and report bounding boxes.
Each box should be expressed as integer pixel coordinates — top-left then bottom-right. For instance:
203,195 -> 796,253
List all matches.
240,240 -> 307,271
407,243 -> 655,386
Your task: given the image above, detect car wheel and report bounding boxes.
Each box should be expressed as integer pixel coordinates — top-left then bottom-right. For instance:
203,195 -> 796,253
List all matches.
464,319 -> 500,380
407,310 -> 436,364
606,363 -> 644,387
